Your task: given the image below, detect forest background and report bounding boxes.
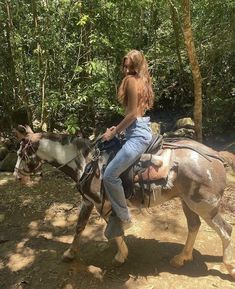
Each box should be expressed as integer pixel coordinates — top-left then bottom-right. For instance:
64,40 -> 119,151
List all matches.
0,0 -> 234,139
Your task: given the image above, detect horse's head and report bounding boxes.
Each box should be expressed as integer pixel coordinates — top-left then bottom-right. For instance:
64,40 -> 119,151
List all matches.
13,125 -> 42,182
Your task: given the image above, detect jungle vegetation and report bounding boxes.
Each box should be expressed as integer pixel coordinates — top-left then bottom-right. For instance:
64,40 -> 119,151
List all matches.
0,0 -> 234,139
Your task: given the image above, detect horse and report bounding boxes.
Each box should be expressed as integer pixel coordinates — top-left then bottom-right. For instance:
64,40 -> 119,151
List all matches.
13,125 -> 235,278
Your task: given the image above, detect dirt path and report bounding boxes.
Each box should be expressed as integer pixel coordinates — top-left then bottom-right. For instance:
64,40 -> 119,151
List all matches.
0,166 -> 235,289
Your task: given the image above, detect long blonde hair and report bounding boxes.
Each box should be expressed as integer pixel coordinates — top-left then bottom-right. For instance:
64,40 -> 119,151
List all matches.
118,50 -> 154,109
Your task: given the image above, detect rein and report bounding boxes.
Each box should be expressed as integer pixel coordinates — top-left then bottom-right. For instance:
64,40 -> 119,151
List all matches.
14,161 -> 42,176
56,154 -> 81,170
76,146 -> 112,219
76,143 -> 101,194
14,139 -> 39,176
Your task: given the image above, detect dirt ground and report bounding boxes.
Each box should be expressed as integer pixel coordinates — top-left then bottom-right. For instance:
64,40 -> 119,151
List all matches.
0,163 -> 235,289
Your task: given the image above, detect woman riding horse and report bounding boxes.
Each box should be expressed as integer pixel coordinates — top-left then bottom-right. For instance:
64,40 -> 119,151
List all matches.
102,50 -> 154,231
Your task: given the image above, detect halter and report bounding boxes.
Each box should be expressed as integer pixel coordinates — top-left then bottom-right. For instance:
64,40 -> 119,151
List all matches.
14,139 -> 42,176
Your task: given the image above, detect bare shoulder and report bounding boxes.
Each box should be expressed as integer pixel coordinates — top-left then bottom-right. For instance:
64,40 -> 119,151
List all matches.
125,75 -> 138,89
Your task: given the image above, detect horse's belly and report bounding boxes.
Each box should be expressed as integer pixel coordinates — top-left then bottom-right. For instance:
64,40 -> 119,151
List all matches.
127,184 -> 175,208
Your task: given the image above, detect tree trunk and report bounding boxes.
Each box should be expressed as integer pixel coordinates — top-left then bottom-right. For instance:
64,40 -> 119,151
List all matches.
4,0 -> 18,105
31,0 -> 48,130
169,0 -> 184,75
182,0 -> 202,142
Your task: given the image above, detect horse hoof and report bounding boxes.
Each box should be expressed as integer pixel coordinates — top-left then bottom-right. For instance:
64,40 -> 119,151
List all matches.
230,269 -> 235,279
225,264 -> 235,278
170,254 -> 192,268
170,257 -> 183,268
62,249 -> 76,262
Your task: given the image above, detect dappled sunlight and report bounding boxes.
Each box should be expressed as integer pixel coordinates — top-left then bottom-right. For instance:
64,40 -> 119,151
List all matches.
62,283 -> 74,289
1,166 -> 234,288
81,221 -> 106,242
27,217 -> 75,244
227,172 -> 235,183
54,235 -> 74,244
4,216 -> 75,273
0,178 -> 10,186
7,248 -> 35,272
61,264 -> 105,289
37,231 -> 53,240
7,238 -> 36,272
44,202 -> 77,228
38,231 -> 74,244
21,196 -> 34,206
0,173 -> 15,185
70,262 -> 105,281
28,220 -> 40,237
88,265 -> 104,281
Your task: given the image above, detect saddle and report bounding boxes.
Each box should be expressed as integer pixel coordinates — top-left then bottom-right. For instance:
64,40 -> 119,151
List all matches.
99,135 -> 178,201
98,135 -> 225,202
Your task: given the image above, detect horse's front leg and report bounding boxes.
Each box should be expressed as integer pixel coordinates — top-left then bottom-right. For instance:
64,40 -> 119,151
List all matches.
62,199 -> 94,262
112,236 -> 129,266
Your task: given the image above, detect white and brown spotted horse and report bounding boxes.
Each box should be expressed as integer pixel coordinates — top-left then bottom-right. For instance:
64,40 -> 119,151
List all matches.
13,125 -> 235,278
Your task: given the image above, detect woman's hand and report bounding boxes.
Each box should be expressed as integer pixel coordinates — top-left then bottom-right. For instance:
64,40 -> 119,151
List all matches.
102,126 -> 117,141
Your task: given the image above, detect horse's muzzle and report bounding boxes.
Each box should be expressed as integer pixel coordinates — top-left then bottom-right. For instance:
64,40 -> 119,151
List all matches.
13,168 -> 32,185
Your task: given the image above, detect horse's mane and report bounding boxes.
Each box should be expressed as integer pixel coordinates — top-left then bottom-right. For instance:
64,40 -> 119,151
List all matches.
42,132 -> 91,156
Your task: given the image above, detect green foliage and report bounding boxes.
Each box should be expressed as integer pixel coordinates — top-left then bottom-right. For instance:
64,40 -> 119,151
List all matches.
0,0 -> 234,135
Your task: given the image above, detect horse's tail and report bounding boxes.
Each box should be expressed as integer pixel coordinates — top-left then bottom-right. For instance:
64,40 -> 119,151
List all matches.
218,150 -> 235,172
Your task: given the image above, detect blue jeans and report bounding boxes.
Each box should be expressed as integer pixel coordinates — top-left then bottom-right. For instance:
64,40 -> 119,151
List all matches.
103,117 -> 152,221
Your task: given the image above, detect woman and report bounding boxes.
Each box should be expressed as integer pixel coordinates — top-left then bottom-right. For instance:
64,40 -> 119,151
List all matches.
102,50 -> 154,230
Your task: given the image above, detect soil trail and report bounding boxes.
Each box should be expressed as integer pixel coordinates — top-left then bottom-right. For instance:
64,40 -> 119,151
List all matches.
0,166 -> 235,289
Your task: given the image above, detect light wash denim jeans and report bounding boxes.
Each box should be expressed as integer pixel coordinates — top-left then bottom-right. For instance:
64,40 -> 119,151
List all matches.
103,117 -> 152,221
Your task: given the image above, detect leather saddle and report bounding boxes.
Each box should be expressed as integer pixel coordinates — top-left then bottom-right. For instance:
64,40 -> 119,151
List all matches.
98,135 -> 177,200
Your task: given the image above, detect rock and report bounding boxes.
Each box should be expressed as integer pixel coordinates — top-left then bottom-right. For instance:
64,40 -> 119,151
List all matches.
0,145 -> 9,161
175,117 -> 195,129
163,128 -> 195,139
150,122 -> 161,134
0,152 -> 17,172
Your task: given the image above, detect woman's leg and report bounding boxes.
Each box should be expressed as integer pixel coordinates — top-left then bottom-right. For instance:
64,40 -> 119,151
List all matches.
103,137 -> 149,221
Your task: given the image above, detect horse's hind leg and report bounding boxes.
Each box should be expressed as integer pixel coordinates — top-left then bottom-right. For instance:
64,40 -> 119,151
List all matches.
203,212 -> 235,277
62,199 -> 94,261
170,201 -> 201,267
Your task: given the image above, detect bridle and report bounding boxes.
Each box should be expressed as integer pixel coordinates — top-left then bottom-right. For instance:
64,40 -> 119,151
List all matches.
14,139 -> 42,176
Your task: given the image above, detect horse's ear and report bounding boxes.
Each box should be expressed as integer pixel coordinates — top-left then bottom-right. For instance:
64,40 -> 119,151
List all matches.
25,125 -> 34,134
13,125 -> 33,140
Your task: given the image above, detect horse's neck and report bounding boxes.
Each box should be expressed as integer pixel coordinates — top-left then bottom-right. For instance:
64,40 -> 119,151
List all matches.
36,135 -> 90,182
37,138 -> 78,165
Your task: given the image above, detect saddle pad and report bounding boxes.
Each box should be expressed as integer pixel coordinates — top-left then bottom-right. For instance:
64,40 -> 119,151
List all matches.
134,149 -> 172,182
